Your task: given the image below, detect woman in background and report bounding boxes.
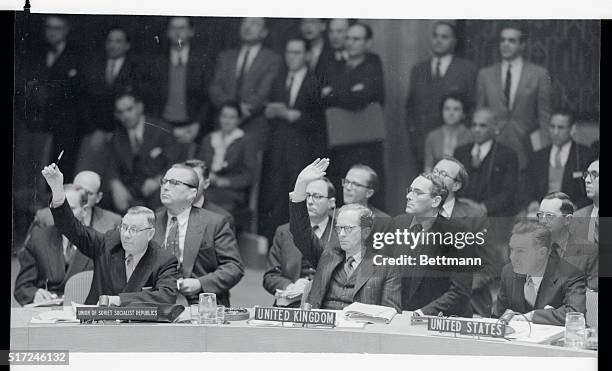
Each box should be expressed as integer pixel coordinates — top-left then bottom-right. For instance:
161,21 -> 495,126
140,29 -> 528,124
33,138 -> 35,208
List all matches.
423,93 -> 472,172
197,101 -> 256,214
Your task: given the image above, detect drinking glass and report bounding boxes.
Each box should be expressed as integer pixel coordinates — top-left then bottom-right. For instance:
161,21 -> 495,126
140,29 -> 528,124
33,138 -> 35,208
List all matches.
199,293 -> 217,324
190,304 -> 199,324
565,312 -> 586,348
216,305 -> 226,325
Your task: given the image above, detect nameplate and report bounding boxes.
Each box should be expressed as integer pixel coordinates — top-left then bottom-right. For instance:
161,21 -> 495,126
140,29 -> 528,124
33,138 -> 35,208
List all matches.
76,307 -> 158,321
427,317 -> 506,338
254,307 -> 336,327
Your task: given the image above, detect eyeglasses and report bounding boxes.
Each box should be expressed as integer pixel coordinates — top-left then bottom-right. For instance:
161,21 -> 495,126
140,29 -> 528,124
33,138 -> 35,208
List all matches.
160,178 -> 197,188
306,193 -> 328,202
120,224 -> 153,235
536,211 -> 570,221
406,187 -> 432,197
582,171 -> 599,181
342,178 -> 371,189
334,225 -> 361,234
432,168 -> 458,181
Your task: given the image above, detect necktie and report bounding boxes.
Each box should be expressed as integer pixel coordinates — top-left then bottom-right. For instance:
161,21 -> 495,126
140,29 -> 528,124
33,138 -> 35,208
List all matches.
106,59 -> 116,85
236,47 -> 252,101
472,145 -> 483,168
46,48 -> 58,68
504,64 -> 512,109
312,225 -> 320,239
524,276 -> 537,307
286,73 -> 295,106
130,131 -> 142,154
166,217 -> 182,270
434,58 -> 442,79
125,254 -> 134,282
344,256 -> 355,277
589,211 -> 598,243
553,146 -> 562,168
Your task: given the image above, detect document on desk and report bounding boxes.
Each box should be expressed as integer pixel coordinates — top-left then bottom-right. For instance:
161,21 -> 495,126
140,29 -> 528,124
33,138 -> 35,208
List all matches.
30,307 -> 80,324
23,297 -> 64,308
342,302 -> 397,324
506,321 -> 565,344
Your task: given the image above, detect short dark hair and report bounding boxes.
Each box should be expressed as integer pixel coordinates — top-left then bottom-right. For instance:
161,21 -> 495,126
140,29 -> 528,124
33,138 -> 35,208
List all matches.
169,164 -> 200,190
168,16 -> 194,29
351,22 -> 373,40
439,92 -> 469,117
550,110 -> 574,126
543,192 -> 576,215
512,219 -> 552,250
286,37 -> 309,52
115,91 -> 143,105
499,21 -> 528,42
432,21 -> 457,38
349,164 -> 379,193
107,27 -> 131,43
420,173 -> 449,209
218,100 -> 243,119
183,159 -> 210,179
439,156 -> 470,191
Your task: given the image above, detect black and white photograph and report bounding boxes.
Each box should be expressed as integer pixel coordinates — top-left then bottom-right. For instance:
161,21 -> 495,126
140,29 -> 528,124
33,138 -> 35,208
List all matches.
7,0 -> 606,369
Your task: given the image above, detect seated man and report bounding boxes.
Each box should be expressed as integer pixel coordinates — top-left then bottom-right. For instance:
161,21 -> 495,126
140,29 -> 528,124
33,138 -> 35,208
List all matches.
152,164 -> 244,306
340,164 -> 389,217
493,220 -> 586,326
14,184 -> 94,305
571,160 -> 599,244
41,163 -> 179,305
288,159 -> 401,312
263,177 -> 337,307
537,192 -> 598,291
31,170 -> 121,232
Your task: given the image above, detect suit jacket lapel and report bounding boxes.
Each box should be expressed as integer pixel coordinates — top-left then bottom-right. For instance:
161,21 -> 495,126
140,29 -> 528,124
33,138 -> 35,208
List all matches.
183,209 -> 205,278
493,64 -> 508,110
562,142 -> 577,188
123,245 -> 154,293
512,272 -> 529,313
111,245 -> 128,292
116,129 -> 134,171
153,210 -> 169,248
48,230 -> 66,283
535,256 -> 560,308
353,253 -> 375,298
512,63 -> 530,111
63,251 -> 91,285
319,249 -> 344,301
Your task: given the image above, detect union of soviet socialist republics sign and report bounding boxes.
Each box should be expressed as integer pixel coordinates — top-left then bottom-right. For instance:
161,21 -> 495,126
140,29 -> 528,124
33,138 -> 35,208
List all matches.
76,307 -> 158,321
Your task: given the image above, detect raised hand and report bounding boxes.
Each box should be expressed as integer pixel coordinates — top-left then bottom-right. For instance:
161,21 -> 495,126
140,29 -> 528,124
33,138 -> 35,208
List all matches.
41,163 -> 64,191
296,158 -> 330,185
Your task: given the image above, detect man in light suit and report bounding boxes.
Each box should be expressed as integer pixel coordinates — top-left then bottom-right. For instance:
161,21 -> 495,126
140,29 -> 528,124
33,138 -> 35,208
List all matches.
152,164 -> 244,306
432,157 -> 494,317
493,220 -> 585,326
289,159 -> 401,312
42,163 -> 180,306
263,177 -> 338,307
572,160 -> 599,244
538,192 -> 598,291
208,17 -> 282,152
15,185 -> 94,305
524,112 -> 595,212
406,21 -> 477,172
476,22 -> 552,172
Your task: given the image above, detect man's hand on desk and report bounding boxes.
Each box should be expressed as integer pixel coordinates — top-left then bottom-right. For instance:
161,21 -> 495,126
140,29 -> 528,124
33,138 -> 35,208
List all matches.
97,296 -> 121,306
179,278 -> 202,296
34,288 -> 58,303
285,278 -> 310,293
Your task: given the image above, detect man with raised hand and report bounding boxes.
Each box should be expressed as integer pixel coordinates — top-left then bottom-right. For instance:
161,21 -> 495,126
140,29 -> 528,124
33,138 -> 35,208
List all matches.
41,163 -> 179,305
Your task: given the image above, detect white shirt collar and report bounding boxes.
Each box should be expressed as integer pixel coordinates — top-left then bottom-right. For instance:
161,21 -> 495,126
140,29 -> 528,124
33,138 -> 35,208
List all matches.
346,251 -> 362,268
549,140 -> 572,168
502,56 -> 524,70
287,66 -> 308,107
168,206 -> 191,226
441,197 -> 456,218
171,44 -> 190,65
472,139 -> 494,161
591,206 -> 599,218
126,248 -> 147,270
311,215 -> 329,238
431,54 -> 453,77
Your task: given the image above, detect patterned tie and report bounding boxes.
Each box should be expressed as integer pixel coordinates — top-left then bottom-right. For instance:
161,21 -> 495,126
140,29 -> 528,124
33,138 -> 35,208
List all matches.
472,144 -> 483,168
504,64 -> 512,109
524,276 -> 537,307
125,254 -> 134,282
166,217 -> 182,270
344,256 -> 355,277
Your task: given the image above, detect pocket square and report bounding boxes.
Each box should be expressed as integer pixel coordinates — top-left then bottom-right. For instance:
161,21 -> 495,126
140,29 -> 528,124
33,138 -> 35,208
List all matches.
150,147 -> 163,158
351,83 -> 365,92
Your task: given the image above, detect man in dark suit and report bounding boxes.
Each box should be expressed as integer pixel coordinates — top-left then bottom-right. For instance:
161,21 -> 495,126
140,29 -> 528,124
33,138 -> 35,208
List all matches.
327,18 -> 350,64
208,17 -> 282,152
288,159 -> 401,312
405,21 -> 477,172
432,157 -> 494,317
42,164 -> 180,306
454,108 -> 519,218
476,22 -> 552,172
14,185 -> 94,305
182,159 -> 235,230
340,164 -> 389,217
300,18 -> 335,85
493,220 -> 586,326
537,192 -> 598,291
322,23 -> 386,210
152,164 -> 244,306
525,112 -> 595,212
263,177 -> 337,307
571,160 -> 599,244
392,172 -> 474,317
259,37 -> 326,242
107,92 -> 177,212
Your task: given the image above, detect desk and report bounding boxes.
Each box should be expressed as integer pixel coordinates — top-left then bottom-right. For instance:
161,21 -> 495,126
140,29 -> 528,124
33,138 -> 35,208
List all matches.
10,308 -> 596,357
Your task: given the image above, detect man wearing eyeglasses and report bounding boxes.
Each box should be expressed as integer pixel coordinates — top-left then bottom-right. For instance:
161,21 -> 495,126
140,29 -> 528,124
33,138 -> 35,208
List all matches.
537,192 -> 598,291
152,164 -> 244,306
571,160 -> 599,244
341,164 -> 389,217
391,172 -> 474,317
264,177 -> 338,307
493,220 -> 585,326
288,159 -> 401,312
41,163 -> 180,306
432,157 -> 495,317
524,111 -> 595,213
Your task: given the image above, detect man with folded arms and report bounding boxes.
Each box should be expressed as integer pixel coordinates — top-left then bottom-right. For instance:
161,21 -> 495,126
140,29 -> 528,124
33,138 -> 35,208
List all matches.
152,164 -> 244,306
41,163 -> 179,305
494,220 -> 585,326
288,159 -> 401,312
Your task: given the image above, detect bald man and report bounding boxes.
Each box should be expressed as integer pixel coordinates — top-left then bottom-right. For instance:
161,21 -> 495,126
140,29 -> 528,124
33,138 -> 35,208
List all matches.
30,170 -> 122,233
